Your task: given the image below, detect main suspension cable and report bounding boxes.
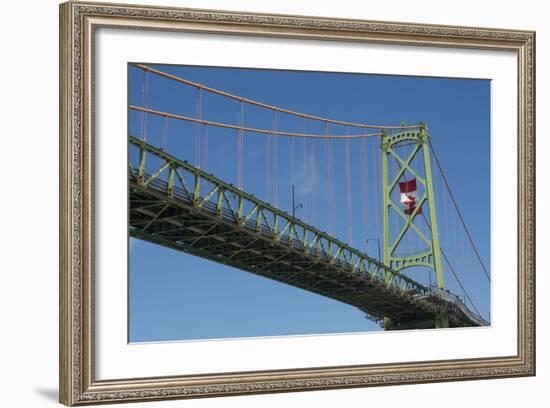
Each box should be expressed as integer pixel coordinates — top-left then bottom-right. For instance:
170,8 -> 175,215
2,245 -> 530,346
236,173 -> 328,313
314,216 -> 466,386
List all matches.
134,63 -> 423,130
129,106 -> 383,139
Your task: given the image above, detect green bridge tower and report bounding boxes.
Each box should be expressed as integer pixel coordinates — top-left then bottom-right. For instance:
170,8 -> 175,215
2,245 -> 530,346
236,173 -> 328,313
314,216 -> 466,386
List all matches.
381,123 -> 448,330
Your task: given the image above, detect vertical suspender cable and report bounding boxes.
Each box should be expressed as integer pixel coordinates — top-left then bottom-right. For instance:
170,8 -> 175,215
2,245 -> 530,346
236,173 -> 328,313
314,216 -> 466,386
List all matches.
203,124 -> 208,172
237,99 -> 244,190
302,117 -> 308,222
312,128 -> 317,225
195,87 -> 202,168
273,109 -> 279,207
457,195 -> 471,305
408,144 -> 416,259
409,145 -> 426,286
202,92 -> 208,172
414,145 -> 427,282
290,121 -> 295,194
324,132 -> 329,233
345,127 -> 353,245
359,136 -> 368,243
446,186 -> 460,296
326,123 -> 335,235
161,115 -> 168,151
440,160 -> 452,290
371,136 -> 380,246
140,70 -> 150,142
265,116 -> 271,202
429,141 -> 490,282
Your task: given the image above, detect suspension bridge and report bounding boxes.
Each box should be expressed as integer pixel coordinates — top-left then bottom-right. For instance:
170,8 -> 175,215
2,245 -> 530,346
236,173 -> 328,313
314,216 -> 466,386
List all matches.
128,64 -> 490,330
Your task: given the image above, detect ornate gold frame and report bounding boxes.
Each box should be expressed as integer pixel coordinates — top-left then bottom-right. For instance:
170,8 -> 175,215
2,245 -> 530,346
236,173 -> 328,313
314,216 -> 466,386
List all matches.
59,1 -> 536,405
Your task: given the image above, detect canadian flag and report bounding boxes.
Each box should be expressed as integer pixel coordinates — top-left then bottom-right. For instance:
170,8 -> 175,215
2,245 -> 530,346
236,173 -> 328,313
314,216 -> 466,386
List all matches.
399,178 -> 421,215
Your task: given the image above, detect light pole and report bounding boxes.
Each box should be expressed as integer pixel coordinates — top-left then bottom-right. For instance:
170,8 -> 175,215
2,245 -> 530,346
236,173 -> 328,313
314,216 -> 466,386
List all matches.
365,238 -> 381,264
291,185 -> 303,219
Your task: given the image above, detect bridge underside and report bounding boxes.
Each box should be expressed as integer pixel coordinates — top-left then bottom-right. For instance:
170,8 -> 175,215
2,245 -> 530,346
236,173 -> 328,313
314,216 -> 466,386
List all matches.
129,173 -> 480,329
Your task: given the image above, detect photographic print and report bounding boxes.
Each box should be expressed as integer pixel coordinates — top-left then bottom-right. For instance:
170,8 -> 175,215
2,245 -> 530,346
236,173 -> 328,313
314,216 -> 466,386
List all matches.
128,63 -> 491,342
60,3 -> 535,404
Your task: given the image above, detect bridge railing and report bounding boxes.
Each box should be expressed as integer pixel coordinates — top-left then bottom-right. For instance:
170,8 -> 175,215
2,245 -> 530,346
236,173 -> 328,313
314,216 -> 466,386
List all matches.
431,289 -> 489,326
412,287 -> 489,326
129,136 -> 433,297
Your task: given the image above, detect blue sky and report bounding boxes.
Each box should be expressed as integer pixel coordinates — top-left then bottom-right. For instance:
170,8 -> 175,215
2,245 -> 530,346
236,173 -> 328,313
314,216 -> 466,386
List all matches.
128,63 -> 491,342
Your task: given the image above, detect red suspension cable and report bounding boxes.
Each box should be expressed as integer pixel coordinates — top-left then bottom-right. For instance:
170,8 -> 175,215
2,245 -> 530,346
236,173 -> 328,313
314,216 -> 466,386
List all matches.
290,125 -> 295,192
371,137 -> 380,244
359,137 -> 368,241
195,88 -> 202,168
311,136 -> 317,225
265,126 -> 271,202
161,115 -> 168,151
326,125 -> 335,235
135,64 -> 421,130
237,100 -> 244,190
130,106 -> 383,139
345,129 -> 353,245
203,124 -> 208,172
140,71 -> 149,142
302,118 -> 308,222
273,109 -> 279,207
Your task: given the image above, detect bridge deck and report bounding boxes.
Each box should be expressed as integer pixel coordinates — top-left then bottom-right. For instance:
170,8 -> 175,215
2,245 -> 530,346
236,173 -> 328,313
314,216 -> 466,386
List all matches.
129,177 -> 481,328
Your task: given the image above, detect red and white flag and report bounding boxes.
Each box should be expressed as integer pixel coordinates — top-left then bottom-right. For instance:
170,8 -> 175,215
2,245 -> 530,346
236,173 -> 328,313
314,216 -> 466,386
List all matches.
399,178 -> 421,215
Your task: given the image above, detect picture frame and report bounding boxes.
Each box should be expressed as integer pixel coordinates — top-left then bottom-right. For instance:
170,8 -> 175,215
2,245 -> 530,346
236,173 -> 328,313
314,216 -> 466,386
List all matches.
59,1 -> 536,405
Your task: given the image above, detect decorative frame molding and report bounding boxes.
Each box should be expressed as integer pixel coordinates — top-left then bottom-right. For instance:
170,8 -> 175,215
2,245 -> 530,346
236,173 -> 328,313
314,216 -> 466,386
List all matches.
59,1 -> 535,405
